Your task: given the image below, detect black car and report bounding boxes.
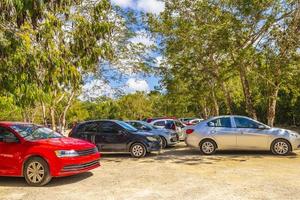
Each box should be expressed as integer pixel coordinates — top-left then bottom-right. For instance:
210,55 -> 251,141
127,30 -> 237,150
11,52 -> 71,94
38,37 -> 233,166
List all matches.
69,120 -> 161,158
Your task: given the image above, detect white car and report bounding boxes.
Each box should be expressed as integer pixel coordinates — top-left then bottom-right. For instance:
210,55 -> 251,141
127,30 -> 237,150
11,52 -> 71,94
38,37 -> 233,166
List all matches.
150,119 -> 186,141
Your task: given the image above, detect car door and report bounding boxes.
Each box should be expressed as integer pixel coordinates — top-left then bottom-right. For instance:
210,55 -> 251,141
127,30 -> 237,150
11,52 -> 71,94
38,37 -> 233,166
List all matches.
77,122 -> 99,144
98,122 -> 129,152
208,117 -> 237,150
234,117 -> 270,150
0,127 -> 23,175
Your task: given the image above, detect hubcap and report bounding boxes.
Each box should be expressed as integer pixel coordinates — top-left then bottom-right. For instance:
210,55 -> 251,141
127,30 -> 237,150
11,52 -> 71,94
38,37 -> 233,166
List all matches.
274,141 -> 289,155
27,162 -> 45,183
202,142 -> 214,154
132,145 -> 144,157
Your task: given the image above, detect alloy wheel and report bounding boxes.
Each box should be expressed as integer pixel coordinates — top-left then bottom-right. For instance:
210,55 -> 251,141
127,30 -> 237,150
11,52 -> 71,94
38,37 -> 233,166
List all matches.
201,141 -> 215,154
131,144 -> 145,157
274,141 -> 289,155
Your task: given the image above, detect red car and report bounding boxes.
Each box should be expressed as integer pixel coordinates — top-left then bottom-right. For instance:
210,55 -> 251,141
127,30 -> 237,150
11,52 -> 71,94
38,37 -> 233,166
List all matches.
0,122 -> 100,186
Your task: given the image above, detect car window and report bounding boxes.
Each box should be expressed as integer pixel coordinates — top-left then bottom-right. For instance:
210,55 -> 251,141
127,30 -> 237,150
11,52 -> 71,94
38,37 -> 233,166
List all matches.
208,117 -> 232,128
82,122 -> 99,133
99,122 -> 122,134
0,127 -> 17,142
234,117 -> 260,129
153,121 -> 165,126
175,121 -> 184,128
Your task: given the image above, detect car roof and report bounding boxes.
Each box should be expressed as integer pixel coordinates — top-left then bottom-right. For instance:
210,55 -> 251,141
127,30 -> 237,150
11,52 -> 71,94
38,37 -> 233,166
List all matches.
77,119 -> 121,125
0,121 -> 35,127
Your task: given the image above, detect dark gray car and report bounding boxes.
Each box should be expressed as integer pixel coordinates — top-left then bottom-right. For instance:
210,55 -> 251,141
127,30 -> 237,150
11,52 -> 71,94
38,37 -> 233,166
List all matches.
126,120 -> 179,148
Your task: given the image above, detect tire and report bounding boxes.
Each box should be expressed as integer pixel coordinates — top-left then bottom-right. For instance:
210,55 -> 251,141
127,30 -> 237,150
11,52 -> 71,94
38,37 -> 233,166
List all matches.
24,157 -> 52,186
199,139 -> 217,155
130,143 -> 147,158
160,136 -> 167,149
271,139 -> 291,156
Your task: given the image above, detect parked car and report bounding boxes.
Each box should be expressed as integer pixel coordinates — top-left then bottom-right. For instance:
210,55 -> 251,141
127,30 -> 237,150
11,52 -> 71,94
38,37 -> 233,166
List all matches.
184,115 -> 300,155
0,122 -> 100,186
149,119 -> 186,141
69,120 -> 161,158
144,117 -> 177,123
180,118 -> 204,126
126,120 -> 179,148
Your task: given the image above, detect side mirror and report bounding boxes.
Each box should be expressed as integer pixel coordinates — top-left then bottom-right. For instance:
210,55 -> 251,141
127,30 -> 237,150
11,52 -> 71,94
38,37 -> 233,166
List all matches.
118,130 -> 126,135
3,135 -> 19,143
258,125 -> 266,129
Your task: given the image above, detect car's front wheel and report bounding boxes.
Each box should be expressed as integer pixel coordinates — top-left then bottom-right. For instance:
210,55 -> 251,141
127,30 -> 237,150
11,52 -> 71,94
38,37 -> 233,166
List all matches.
24,157 -> 52,186
271,139 -> 291,156
200,139 -> 217,155
130,143 -> 147,158
160,136 -> 167,149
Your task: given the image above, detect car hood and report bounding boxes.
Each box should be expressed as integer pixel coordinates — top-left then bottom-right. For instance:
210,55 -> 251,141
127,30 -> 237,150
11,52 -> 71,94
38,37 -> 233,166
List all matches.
132,131 -> 156,137
28,137 -> 95,150
266,127 -> 298,136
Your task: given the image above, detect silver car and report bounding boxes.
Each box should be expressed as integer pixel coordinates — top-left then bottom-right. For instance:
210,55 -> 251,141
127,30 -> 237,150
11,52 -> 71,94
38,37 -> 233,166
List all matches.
126,120 -> 179,148
184,115 -> 300,155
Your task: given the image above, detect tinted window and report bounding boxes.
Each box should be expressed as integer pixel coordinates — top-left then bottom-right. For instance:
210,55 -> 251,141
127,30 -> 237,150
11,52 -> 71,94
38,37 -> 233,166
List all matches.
0,127 -> 17,142
116,121 -> 138,132
83,123 -> 99,133
154,121 -> 165,126
99,122 -> 122,134
208,117 -> 232,128
234,117 -> 260,128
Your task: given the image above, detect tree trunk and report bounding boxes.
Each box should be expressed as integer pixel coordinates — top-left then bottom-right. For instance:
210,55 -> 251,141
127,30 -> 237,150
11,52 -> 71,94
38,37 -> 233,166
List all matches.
267,86 -> 279,127
211,89 -> 219,116
50,107 -> 56,131
60,91 -> 75,135
41,101 -> 47,126
239,66 -> 257,119
221,82 -> 233,115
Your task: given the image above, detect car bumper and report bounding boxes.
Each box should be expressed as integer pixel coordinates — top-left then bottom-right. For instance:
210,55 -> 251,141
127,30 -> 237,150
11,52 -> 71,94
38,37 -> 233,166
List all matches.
166,135 -> 179,145
146,141 -> 161,152
291,138 -> 300,150
52,153 -> 101,177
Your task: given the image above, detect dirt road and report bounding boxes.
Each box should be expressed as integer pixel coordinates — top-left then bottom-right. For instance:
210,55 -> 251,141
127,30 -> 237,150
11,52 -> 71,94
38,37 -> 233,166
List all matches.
1,143 -> 300,200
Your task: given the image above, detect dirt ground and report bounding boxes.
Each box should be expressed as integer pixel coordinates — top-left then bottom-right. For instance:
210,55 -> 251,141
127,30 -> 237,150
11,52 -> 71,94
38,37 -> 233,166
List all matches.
1,143 -> 300,200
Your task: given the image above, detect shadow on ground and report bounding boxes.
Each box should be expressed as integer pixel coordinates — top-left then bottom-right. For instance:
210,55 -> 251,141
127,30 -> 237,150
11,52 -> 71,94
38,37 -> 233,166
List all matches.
0,172 -> 93,187
101,143 -> 298,166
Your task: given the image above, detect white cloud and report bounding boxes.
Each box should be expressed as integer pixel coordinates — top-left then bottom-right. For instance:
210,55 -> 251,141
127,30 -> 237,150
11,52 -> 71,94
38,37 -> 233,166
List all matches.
126,78 -> 150,93
111,0 -> 165,14
80,79 -> 114,100
137,0 -> 165,14
129,35 -> 154,47
111,0 -> 134,7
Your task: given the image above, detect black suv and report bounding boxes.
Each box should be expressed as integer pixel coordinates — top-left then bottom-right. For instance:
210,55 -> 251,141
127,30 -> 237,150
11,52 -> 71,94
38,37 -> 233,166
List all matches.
69,120 -> 161,158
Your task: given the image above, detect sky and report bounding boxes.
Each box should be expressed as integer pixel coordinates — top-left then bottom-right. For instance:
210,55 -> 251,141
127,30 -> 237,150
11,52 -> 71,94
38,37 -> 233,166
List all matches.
82,0 -> 165,100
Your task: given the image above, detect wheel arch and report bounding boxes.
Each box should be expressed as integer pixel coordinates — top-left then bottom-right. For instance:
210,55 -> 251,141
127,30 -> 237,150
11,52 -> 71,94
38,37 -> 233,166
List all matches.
199,138 -> 218,149
22,154 -> 51,176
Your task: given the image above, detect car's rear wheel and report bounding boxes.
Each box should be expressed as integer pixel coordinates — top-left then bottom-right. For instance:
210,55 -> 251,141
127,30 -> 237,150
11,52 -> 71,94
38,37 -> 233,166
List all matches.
271,139 -> 291,156
200,139 -> 217,155
160,136 -> 167,148
24,157 -> 52,186
130,143 -> 146,158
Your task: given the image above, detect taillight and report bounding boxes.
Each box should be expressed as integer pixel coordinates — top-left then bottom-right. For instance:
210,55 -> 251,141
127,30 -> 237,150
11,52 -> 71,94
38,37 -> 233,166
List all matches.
186,129 -> 194,134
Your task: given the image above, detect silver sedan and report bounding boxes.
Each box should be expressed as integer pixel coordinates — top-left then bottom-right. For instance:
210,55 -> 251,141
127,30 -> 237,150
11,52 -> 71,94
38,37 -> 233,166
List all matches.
184,115 -> 300,155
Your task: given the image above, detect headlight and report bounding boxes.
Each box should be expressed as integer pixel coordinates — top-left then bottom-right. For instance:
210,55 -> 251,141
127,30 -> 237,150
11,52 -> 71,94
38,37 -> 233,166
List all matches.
55,150 -> 79,158
146,136 -> 158,142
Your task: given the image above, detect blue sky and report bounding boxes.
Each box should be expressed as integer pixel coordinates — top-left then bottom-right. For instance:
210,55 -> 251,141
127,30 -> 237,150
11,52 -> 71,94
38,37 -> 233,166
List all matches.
82,0 -> 164,100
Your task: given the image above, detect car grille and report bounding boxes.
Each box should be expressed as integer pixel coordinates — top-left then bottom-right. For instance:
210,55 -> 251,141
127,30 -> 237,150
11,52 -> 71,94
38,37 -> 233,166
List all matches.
62,160 -> 100,172
76,147 -> 98,156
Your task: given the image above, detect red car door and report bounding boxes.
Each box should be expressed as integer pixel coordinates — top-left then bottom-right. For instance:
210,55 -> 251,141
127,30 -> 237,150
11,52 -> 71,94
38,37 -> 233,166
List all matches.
0,127 -> 23,176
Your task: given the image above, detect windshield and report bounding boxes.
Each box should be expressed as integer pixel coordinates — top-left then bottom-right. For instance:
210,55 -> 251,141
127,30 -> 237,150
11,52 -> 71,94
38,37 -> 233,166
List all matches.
11,124 -> 63,140
139,121 -> 157,130
117,121 -> 138,132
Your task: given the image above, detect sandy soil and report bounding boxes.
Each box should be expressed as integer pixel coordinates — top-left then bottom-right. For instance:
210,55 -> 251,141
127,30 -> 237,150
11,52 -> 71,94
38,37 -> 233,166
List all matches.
1,143 -> 300,200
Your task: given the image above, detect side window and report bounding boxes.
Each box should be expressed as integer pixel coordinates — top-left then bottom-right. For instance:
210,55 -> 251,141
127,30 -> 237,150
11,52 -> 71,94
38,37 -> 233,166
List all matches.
234,117 -> 260,128
83,122 -> 99,133
0,127 -> 17,142
154,121 -> 165,126
99,122 -> 122,134
208,117 -> 232,128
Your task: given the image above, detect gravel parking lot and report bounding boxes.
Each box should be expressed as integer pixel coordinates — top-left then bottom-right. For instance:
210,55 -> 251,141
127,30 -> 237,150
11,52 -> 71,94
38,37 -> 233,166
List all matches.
1,143 -> 300,200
